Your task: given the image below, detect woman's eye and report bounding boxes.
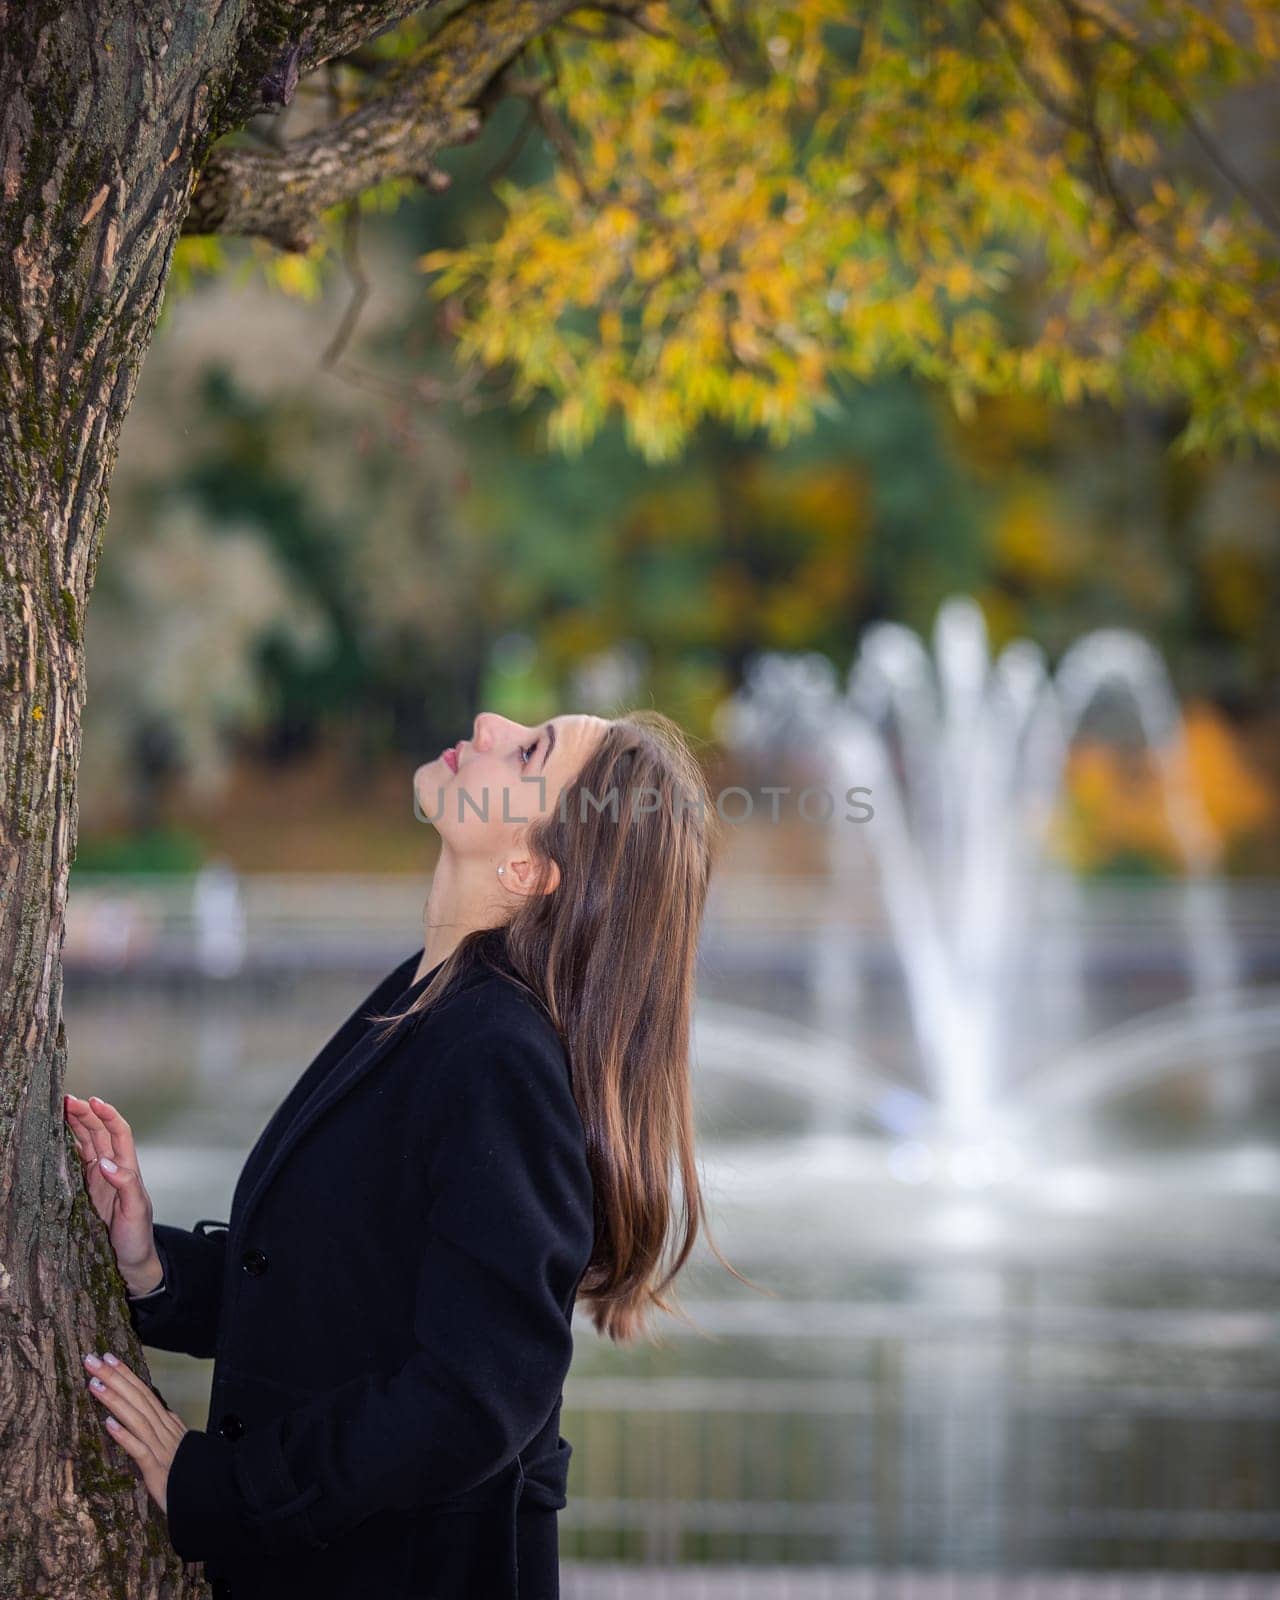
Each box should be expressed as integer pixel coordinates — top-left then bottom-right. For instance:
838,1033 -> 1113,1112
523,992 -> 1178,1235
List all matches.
519,741 -> 537,766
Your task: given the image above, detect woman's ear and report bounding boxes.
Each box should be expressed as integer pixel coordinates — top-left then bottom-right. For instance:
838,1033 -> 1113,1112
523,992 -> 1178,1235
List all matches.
504,853 -> 560,897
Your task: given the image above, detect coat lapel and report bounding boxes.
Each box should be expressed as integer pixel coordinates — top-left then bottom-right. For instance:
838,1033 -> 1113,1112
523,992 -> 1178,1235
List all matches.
232,949 -> 428,1231
232,934 -> 520,1234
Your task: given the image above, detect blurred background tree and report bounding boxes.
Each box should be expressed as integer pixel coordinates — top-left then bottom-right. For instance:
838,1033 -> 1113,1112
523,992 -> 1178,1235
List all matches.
82,0 -> 1280,876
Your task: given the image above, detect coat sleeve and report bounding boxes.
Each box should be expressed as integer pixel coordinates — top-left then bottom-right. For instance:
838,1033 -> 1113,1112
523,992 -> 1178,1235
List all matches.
127,1219 -> 229,1359
127,1272 -> 167,1300
162,1016 -> 596,1562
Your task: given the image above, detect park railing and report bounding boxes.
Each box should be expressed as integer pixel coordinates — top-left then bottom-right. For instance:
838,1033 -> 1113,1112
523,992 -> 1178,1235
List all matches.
561,1256 -> 1280,1575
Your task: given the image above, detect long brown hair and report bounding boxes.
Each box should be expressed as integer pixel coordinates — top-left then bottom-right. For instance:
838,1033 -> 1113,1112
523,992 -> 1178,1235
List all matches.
370,708 -> 766,1343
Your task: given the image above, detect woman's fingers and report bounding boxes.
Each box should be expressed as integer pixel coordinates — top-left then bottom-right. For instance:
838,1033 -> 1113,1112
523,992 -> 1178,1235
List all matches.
88,1353 -> 159,1408
64,1098 -> 94,1158
87,1380 -> 161,1454
68,1128 -> 95,1163
66,1097 -> 147,1201
64,1101 -> 114,1221
100,1409 -> 150,1467
65,1096 -> 115,1165
92,1155 -> 151,1223
84,1355 -> 186,1515
84,1356 -> 166,1452
88,1098 -> 142,1177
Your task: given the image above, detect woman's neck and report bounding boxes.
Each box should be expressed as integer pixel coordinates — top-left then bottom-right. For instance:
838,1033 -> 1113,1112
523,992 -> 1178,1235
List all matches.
417,848 -> 503,981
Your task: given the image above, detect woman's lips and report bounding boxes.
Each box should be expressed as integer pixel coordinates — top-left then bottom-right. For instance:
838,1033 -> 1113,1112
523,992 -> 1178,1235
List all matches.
441,744 -> 459,773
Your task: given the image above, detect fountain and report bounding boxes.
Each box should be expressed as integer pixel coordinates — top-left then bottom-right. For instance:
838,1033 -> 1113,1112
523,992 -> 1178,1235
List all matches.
712,594 -> 1244,1162
192,859 -> 248,979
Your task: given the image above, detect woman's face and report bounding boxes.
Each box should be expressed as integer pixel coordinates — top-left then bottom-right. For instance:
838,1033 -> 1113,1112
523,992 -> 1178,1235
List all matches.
414,711 -> 611,863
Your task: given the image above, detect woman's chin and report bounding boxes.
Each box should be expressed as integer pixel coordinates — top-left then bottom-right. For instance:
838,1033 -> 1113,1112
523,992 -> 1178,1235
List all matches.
412,767 -> 454,825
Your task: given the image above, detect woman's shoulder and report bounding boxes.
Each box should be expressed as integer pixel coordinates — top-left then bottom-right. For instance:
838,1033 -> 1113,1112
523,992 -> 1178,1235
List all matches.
414,985 -> 582,1163
422,961 -> 570,1085
449,966 -> 558,1037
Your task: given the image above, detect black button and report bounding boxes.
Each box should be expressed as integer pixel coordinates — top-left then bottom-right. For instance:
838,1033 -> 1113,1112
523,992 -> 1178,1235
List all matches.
241,1248 -> 269,1276
219,1412 -> 245,1440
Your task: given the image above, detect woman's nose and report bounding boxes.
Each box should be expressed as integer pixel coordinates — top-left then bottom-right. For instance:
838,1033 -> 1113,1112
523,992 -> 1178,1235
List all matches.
472,711 -> 521,750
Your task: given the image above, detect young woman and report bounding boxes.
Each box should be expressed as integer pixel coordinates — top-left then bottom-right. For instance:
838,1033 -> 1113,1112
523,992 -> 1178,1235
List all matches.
65,708 -> 738,1600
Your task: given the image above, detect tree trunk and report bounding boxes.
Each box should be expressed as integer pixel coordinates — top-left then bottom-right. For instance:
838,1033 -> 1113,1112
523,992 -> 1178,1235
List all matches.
0,6 -> 250,1594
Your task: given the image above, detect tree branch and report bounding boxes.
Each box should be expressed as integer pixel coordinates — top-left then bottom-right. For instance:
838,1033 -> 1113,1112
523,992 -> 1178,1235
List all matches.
504,38 -> 604,206
971,0 -> 1093,135
321,200 -> 373,368
288,0 -> 436,72
1062,0 -> 1280,244
313,194 -> 503,423
1057,0 -> 1145,241
233,0 -> 439,122
192,0 -> 594,248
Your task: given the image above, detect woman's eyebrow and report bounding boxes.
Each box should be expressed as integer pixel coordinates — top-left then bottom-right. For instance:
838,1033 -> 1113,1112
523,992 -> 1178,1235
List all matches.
539,721 -> 556,772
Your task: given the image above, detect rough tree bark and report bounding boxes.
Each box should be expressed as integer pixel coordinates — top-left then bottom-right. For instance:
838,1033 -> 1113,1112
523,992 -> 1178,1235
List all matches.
0,0 -> 577,1592
0,12 -> 260,1587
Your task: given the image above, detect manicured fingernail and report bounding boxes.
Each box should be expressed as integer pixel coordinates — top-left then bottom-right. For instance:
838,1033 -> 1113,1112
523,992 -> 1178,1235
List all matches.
83,1353 -> 101,1368
90,1376 -> 106,1390
106,1416 -> 119,1428
102,1352 -> 119,1366
100,1158 -> 117,1173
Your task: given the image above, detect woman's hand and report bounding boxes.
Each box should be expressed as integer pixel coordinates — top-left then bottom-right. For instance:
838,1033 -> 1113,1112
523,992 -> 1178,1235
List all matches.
83,1351 -> 188,1514
64,1094 -> 163,1295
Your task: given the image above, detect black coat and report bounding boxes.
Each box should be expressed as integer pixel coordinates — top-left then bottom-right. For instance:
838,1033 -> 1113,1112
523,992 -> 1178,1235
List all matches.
129,934 -> 596,1600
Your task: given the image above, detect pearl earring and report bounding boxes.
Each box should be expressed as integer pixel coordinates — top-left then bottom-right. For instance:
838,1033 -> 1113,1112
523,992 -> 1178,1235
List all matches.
496,866 -> 505,876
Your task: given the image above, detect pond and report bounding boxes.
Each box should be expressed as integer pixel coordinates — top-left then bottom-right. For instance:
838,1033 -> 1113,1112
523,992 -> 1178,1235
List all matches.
63,873 -> 1280,1575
